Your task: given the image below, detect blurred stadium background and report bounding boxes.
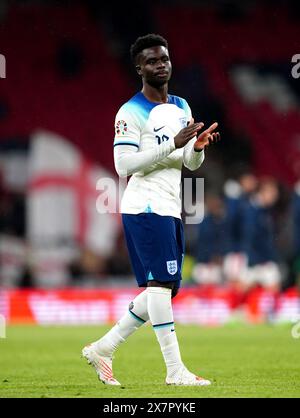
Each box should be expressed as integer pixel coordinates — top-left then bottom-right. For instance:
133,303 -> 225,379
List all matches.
0,0 -> 300,327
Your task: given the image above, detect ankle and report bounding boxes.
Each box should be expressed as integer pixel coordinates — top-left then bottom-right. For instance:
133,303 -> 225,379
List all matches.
94,336 -> 119,357
167,364 -> 185,379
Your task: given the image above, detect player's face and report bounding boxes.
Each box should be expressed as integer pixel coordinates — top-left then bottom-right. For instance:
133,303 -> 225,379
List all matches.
137,46 -> 172,87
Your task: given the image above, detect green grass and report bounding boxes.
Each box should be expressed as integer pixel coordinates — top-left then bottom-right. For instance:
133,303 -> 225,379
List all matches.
0,324 -> 299,398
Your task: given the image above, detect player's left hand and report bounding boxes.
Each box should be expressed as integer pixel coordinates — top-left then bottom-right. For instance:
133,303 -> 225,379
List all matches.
194,122 -> 220,152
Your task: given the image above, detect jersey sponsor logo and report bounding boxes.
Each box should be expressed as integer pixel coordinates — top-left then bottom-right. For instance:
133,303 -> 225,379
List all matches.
115,120 -> 128,136
153,125 -> 165,132
167,260 -> 178,275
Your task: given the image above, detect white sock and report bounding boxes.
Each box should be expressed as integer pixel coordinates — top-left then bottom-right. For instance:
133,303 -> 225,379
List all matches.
94,290 -> 149,357
147,287 -> 183,378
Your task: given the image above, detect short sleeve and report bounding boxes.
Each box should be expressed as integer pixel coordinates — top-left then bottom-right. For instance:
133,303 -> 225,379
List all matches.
113,105 -> 141,149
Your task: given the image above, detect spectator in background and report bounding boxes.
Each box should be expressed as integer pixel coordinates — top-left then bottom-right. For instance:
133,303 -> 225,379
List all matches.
291,180 -> 300,289
192,192 -> 232,286
0,169 -> 27,287
239,178 -> 281,292
224,170 -> 258,253
0,174 -> 25,237
69,248 -> 107,284
106,231 -> 133,277
222,170 -> 258,292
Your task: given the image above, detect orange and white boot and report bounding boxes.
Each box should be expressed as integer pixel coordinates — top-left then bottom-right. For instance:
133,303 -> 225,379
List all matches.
166,366 -> 211,386
82,344 -> 121,386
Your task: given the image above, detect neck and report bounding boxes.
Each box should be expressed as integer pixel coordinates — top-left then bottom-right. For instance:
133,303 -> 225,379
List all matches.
141,83 -> 168,103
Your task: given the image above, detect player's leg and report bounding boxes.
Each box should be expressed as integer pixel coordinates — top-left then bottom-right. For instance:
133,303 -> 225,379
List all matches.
146,216 -> 211,386
147,280 -> 210,386
82,289 -> 148,385
85,289 -> 148,352
147,280 -> 182,376
82,215 -> 149,385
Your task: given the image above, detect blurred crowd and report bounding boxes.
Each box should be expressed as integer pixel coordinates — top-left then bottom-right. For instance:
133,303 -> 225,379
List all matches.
184,171 -> 300,294
0,1 -> 300,295
0,165 -> 300,292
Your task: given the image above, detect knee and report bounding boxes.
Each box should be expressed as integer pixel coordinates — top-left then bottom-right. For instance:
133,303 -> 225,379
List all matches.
147,280 -> 179,298
147,280 -> 170,289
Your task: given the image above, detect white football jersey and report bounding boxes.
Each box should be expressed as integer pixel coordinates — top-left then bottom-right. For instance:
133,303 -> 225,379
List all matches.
113,92 -> 204,219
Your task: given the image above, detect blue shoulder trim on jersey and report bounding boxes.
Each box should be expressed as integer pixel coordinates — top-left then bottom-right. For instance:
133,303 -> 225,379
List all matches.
122,92 -> 189,122
124,92 -> 159,122
168,95 -> 190,117
113,141 -> 139,148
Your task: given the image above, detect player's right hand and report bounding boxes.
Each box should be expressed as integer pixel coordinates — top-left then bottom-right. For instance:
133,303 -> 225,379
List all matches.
174,118 -> 204,149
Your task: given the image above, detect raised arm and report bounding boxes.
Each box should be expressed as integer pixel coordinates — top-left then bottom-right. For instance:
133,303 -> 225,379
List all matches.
114,107 -> 203,177
183,121 -> 220,171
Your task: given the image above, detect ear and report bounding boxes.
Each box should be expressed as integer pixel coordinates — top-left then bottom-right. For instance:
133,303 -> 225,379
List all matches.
136,65 -> 142,76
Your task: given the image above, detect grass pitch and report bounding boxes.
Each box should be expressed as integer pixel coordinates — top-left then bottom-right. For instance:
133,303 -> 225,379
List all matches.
0,324 -> 299,398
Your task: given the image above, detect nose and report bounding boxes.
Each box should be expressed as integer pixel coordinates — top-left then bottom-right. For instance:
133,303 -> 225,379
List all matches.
156,60 -> 166,70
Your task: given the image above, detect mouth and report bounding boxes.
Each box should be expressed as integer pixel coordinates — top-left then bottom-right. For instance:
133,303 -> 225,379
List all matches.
156,71 -> 169,77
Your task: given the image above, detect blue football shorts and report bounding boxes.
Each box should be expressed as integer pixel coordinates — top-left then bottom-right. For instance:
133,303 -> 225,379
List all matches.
122,213 -> 185,288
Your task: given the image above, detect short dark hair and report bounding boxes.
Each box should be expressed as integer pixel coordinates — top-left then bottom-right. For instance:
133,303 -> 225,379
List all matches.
130,34 -> 168,64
